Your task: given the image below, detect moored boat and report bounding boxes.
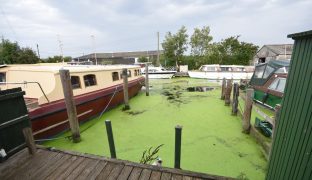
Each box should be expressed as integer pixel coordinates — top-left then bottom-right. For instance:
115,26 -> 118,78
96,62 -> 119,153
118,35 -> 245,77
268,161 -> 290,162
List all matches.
249,60 -> 289,109
141,66 -> 176,79
0,63 -> 144,139
188,64 -> 254,82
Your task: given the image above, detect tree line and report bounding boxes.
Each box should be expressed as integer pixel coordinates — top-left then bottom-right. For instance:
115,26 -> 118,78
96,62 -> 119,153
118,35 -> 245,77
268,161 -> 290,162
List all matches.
160,26 -> 258,70
0,38 -> 71,64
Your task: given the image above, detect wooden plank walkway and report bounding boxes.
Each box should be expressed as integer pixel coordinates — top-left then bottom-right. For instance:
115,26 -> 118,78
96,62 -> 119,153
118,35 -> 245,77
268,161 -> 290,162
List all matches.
0,147 -> 232,180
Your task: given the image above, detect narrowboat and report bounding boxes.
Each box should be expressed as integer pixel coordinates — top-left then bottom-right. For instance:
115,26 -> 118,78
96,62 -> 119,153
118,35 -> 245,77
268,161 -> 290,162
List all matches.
249,60 -> 289,109
0,63 -> 144,139
188,64 -> 254,82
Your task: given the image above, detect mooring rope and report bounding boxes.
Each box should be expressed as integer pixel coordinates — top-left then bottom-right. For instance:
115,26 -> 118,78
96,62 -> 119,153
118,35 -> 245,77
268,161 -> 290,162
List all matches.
35,85 -> 120,142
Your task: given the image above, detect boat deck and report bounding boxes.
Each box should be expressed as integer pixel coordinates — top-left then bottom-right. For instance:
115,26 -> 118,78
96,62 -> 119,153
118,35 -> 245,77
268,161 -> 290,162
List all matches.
0,147 -> 232,180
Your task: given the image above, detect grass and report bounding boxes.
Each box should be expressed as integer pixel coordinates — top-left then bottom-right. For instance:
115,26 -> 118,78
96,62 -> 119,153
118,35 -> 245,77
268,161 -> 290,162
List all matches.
44,78 -> 267,179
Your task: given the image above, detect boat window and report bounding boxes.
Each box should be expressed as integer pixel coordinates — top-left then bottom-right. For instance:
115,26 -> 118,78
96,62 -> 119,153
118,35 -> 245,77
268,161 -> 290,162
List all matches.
276,78 -> 286,92
254,65 -> 266,78
200,66 -> 215,72
276,67 -> 288,73
84,74 -> 97,87
134,69 -> 138,76
128,70 -> 132,77
112,72 -> 119,81
263,65 -> 275,78
71,76 -> 81,89
0,73 -> 5,83
220,67 -> 232,72
268,78 -> 286,93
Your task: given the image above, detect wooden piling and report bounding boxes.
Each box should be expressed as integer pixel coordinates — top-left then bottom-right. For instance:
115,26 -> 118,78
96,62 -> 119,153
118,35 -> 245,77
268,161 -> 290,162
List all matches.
105,120 -> 116,159
122,68 -> 130,110
59,69 -> 81,143
242,89 -> 254,134
22,127 -> 36,155
272,104 -> 282,138
221,78 -> 226,100
232,83 -> 239,115
224,79 -> 233,106
145,64 -> 149,96
174,125 -> 182,169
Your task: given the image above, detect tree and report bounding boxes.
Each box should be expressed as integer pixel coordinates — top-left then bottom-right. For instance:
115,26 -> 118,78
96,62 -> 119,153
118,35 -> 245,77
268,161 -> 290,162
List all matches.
190,26 -> 213,56
162,26 -> 188,69
43,56 -> 72,63
207,36 -> 258,65
138,56 -> 148,63
0,39 -> 39,64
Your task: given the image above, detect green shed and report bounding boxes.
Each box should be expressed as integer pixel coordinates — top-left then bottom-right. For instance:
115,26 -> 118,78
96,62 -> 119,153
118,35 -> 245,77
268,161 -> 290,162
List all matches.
266,30 -> 312,180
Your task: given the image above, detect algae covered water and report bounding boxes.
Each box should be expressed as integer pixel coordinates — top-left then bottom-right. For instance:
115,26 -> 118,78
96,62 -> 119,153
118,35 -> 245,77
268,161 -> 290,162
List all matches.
44,78 -> 267,179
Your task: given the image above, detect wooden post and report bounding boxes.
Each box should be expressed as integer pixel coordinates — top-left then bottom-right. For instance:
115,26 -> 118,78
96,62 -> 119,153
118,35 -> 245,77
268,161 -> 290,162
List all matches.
145,64 -> 149,96
242,89 -> 254,134
22,127 -> 36,155
105,120 -> 116,159
59,69 -> 81,143
174,125 -> 182,169
122,68 -> 130,110
224,79 -> 233,106
272,104 -> 282,138
232,83 -> 239,115
221,78 -> 226,100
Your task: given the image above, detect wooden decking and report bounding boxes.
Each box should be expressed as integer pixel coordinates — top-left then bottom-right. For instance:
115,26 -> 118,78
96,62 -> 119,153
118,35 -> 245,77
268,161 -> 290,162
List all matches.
0,147 -> 232,180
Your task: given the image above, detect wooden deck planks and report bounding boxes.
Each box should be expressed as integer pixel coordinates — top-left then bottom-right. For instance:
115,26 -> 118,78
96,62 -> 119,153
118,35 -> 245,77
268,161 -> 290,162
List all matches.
95,162 -> 118,180
149,171 -> 162,180
107,164 -> 125,180
161,172 -> 172,180
117,165 -> 134,180
66,158 -> 95,180
139,169 -> 152,180
0,148 -> 232,180
128,167 -> 143,180
86,160 -> 108,180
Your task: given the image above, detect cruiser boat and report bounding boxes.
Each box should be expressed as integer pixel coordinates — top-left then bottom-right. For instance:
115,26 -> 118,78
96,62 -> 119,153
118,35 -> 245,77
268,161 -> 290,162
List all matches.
0,63 -> 144,139
141,66 -> 176,79
188,64 -> 254,82
249,60 -> 289,109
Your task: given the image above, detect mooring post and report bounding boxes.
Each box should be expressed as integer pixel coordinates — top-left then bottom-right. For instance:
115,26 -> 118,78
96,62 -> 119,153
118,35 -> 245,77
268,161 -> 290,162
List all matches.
105,120 -> 116,159
221,78 -> 226,100
122,68 -> 130,110
59,69 -> 81,143
242,88 -> 254,134
224,79 -> 233,106
232,83 -> 239,115
145,64 -> 149,96
272,104 -> 282,138
22,127 -> 36,155
174,125 -> 182,169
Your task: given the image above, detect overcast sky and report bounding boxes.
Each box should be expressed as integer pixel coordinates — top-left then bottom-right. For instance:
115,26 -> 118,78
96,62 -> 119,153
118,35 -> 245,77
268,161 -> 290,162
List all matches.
0,0 -> 311,58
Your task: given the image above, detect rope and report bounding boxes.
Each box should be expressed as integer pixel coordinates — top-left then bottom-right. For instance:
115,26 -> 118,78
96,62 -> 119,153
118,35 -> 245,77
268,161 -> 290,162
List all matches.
35,85 -> 120,142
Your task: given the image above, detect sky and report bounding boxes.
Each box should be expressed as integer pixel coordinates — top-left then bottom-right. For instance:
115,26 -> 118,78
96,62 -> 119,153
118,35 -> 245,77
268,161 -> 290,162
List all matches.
0,0 -> 311,58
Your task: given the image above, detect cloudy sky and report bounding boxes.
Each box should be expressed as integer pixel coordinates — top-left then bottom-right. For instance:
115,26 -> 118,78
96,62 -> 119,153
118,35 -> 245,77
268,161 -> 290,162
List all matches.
0,0 -> 311,58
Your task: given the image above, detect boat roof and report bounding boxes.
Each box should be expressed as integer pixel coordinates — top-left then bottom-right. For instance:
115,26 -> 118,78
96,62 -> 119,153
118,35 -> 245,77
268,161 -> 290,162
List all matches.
257,59 -> 290,68
2,63 -> 141,73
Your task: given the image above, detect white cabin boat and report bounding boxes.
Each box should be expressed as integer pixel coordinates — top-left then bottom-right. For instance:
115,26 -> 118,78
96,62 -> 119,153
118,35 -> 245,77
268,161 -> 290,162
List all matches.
188,64 -> 254,81
141,66 -> 176,79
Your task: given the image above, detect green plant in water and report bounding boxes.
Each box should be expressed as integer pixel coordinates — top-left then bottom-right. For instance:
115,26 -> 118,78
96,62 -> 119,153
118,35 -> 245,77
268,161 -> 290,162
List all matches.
237,172 -> 249,180
139,144 -> 164,164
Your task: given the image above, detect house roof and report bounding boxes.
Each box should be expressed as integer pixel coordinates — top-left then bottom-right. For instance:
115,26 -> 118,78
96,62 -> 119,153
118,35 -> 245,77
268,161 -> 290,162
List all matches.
264,44 -> 293,55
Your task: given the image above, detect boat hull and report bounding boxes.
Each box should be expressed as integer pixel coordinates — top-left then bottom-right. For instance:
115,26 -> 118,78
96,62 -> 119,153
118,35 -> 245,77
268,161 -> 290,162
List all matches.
143,72 -> 176,79
30,77 -> 144,139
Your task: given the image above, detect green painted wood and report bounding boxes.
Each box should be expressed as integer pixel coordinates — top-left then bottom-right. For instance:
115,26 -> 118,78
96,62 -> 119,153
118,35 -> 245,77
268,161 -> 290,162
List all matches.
0,88 -> 30,160
266,31 -> 312,180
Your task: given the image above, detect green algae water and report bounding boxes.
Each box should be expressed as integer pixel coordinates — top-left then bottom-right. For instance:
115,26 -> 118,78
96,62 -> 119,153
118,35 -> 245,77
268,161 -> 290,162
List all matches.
44,78 -> 267,179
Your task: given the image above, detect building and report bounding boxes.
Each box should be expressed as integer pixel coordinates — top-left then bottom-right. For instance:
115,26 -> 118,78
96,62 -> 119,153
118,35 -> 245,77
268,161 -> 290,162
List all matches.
73,50 -> 163,65
253,44 -> 293,65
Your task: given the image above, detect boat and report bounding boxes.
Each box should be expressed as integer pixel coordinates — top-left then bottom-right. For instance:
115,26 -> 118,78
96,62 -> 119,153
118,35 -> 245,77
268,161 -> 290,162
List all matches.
140,66 -> 176,79
188,64 -> 254,82
0,63 -> 145,139
249,60 -> 289,109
